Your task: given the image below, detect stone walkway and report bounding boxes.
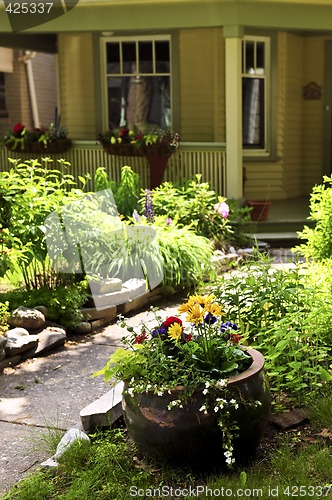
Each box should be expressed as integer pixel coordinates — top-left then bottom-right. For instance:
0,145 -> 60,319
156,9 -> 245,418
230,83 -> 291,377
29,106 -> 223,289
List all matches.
0,297 -> 184,497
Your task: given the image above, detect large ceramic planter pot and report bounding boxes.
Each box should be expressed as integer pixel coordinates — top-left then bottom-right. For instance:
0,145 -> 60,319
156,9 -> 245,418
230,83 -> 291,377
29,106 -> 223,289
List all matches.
122,348 -> 271,468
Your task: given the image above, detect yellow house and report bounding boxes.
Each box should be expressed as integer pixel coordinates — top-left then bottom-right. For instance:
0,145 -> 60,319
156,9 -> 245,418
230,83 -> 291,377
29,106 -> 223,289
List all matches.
1,0 -> 332,202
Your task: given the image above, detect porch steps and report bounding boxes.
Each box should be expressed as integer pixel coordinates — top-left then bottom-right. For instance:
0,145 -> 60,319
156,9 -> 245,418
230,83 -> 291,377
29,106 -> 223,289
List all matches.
250,218 -> 314,247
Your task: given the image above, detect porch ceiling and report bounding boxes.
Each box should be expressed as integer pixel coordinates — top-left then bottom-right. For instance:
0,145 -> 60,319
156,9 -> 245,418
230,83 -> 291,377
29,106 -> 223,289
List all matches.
1,1 -> 332,34
0,34 -> 57,53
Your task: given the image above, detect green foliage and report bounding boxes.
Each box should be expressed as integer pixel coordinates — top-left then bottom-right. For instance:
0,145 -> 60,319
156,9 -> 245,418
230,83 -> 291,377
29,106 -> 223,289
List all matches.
0,158 -> 88,289
93,166 -> 140,217
0,281 -> 88,329
155,221 -> 214,290
211,255 -> 332,400
0,300 -> 9,335
4,422 -> 331,500
141,176 -> 252,249
296,175 -> 332,259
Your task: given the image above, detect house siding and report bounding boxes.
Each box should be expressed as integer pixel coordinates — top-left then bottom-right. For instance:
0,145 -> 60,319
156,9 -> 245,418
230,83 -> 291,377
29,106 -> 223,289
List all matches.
302,36 -> 328,192
179,28 -> 225,142
58,33 -> 96,140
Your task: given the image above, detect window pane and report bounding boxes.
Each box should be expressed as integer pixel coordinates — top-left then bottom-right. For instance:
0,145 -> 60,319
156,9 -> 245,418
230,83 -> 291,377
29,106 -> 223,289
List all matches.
122,42 -> 136,73
106,43 -> 120,74
245,41 -> 255,73
155,41 -> 170,73
138,41 -> 153,73
107,75 -> 171,129
256,42 -> 265,70
242,78 -> 265,147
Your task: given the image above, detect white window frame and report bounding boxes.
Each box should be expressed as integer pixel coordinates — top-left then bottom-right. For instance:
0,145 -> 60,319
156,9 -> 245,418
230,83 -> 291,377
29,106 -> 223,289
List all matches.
242,35 -> 270,156
100,34 -> 172,131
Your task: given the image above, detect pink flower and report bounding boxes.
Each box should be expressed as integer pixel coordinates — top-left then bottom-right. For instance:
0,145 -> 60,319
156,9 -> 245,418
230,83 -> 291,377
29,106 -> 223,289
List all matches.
214,201 -> 230,219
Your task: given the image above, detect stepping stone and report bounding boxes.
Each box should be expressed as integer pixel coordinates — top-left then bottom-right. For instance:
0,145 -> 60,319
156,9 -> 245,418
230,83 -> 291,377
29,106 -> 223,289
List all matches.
270,408 -> 309,430
80,381 -> 124,432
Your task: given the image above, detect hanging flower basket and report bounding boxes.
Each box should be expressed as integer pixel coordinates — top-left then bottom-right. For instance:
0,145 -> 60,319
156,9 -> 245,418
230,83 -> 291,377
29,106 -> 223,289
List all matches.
5,138 -> 72,155
2,120 -> 71,155
98,126 -> 179,188
101,142 -> 144,157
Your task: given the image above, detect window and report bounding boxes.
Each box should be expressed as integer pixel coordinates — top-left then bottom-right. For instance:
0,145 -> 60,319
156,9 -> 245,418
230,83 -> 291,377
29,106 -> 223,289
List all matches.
102,36 -> 171,130
242,36 -> 270,151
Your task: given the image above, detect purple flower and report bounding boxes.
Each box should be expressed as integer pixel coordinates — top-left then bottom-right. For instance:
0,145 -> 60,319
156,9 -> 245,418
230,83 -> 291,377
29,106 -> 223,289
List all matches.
133,210 -> 141,222
145,190 -> 154,222
166,217 -> 172,226
214,201 -> 230,219
204,313 -> 218,325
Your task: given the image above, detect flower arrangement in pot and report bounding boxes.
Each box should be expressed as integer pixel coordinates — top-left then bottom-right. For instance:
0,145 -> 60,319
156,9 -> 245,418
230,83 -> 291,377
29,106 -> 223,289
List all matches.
1,116 -> 71,154
98,126 -> 179,157
95,294 -> 271,469
98,126 -> 180,189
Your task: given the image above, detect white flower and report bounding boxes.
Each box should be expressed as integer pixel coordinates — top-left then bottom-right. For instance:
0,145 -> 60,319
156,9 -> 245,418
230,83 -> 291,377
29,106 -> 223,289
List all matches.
202,388 -> 208,395
205,381 -> 210,388
216,379 -> 227,388
214,407 -> 219,413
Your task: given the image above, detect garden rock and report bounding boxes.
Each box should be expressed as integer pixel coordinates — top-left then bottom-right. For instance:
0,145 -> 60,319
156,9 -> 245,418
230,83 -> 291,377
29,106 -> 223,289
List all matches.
34,305 -> 49,318
41,428 -> 90,468
31,326 -> 66,357
8,307 -> 46,332
5,327 -> 30,337
80,381 -> 124,432
0,336 -> 7,362
75,321 -> 92,335
5,332 -> 39,356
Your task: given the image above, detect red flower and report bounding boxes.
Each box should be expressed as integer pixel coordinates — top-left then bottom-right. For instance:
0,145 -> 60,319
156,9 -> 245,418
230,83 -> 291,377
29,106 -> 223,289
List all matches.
119,127 -> 127,137
134,332 -> 147,344
229,333 -> 242,344
163,316 -> 182,328
12,123 -> 25,136
135,134 -> 143,140
185,334 -> 192,342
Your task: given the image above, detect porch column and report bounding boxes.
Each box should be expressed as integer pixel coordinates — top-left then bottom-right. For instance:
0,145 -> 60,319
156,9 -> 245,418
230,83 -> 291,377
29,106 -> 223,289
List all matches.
224,26 -> 244,199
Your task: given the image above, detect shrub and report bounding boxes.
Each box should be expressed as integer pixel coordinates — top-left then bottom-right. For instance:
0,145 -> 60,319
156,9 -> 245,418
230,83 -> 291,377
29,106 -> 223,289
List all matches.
296,175 -> 332,260
0,281 -> 89,330
0,158 -> 89,289
210,255 -> 332,400
140,176 -> 252,249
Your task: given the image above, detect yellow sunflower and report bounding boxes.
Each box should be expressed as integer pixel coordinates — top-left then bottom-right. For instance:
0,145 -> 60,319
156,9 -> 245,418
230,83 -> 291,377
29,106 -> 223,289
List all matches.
168,322 -> 183,342
186,303 -> 204,326
205,302 -> 223,317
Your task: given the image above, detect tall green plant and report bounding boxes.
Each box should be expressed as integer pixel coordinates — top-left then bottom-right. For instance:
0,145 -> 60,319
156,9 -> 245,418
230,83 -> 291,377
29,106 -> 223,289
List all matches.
0,158 -> 88,288
296,175 -> 332,259
93,166 -> 140,217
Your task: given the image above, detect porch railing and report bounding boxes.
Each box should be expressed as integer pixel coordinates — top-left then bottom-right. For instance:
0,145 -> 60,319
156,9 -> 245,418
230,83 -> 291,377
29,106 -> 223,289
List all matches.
0,141 -> 226,195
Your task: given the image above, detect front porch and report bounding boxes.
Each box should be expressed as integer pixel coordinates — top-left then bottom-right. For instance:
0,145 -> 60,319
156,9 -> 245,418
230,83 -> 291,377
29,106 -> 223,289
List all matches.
0,140 -> 227,194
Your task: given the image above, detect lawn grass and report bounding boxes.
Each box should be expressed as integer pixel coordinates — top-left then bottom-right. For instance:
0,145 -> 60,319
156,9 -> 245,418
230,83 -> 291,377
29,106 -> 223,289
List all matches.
2,392 -> 331,500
